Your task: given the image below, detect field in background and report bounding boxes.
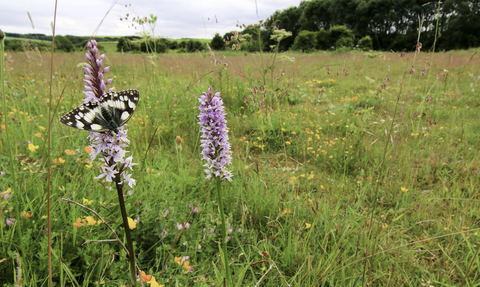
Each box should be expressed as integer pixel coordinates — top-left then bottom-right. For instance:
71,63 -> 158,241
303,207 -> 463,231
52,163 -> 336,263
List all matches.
1,48 -> 480,286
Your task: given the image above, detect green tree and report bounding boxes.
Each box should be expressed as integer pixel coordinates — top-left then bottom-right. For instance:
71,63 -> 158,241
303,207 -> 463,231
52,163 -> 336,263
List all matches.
315,29 -> 331,50
55,35 -> 74,52
210,33 -> 225,50
264,6 -> 303,50
140,38 -> 167,53
329,25 -> 354,48
291,30 -> 317,52
302,0 -> 333,30
439,0 -> 480,50
4,39 -> 24,51
117,37 -> 135,52
239,23 -> 264,52
186,40 -> 203,52
357,35 -> 373,51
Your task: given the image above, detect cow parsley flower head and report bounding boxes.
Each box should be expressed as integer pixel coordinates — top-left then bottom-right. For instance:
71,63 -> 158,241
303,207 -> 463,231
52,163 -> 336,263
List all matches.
197,86 -> 233,181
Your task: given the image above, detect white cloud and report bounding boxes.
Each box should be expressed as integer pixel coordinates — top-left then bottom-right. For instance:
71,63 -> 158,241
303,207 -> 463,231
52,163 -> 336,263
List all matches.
0,0 -> 301,39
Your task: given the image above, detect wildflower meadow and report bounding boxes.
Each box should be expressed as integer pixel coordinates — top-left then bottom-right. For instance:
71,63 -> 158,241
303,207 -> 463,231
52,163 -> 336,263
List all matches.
1,28 -> 480,286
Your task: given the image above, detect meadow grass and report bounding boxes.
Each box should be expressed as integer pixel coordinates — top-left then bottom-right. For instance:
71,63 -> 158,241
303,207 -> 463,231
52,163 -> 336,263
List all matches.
1,48 -> 480,286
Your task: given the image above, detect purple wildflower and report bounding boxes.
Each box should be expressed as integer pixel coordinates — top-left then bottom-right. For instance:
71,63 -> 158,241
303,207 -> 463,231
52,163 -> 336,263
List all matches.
82,39 -> 137,190
6,218 -> 16,227
0,189 -> 11,200
210,228 -> 215,234
197,87 -> 233,181
177,222 -> 183,230
164,209 -> 170,216
82,39 -> 113,103
160,229 -> 168,236
189,204 -> 199,213
198,244 -> 202,250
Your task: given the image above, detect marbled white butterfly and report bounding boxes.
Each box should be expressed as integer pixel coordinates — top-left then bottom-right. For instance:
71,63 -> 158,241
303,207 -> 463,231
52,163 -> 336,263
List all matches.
59,89 -> 139,133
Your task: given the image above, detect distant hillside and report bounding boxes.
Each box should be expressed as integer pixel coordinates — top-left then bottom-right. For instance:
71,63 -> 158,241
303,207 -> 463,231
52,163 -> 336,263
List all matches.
4,32 -> 141,44
3,32 -> 214,54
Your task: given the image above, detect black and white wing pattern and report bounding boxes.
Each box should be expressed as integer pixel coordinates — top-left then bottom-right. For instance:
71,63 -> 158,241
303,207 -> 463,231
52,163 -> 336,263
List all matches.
59,89 -> 139,133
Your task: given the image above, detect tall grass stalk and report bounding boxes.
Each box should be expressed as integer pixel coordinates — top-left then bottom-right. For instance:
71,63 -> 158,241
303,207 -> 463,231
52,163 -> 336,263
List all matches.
47,2 -> 59,285
0,29 -> 7,254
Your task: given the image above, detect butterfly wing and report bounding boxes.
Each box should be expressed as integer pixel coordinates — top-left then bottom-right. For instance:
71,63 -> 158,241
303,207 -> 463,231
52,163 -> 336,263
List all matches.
59,89 -> 140,132
105,89 -> 140,128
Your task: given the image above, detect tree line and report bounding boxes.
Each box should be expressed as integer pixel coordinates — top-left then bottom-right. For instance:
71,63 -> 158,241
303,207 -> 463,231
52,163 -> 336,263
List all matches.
116,37 -> 205,53
3,33 -> 141,52
257,0 -> 479,52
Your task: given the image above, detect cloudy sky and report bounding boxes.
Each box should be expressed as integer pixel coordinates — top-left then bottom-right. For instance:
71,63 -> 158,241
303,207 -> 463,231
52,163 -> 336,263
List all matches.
1,0 -> 301,39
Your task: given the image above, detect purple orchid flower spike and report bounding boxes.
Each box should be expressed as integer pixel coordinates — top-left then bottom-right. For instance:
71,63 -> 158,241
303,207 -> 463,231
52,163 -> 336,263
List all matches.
80,39 -> 137,189
83,39 -> 114,103
197,86 -> 233,181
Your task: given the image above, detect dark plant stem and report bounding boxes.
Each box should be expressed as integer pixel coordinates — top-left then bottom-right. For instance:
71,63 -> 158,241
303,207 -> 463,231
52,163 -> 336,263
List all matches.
216,178 -> 231,286
115,169 -> 137,286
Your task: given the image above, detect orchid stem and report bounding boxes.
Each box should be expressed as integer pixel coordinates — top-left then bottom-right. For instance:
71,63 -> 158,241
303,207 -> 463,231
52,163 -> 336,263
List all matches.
216,177 -> 231,286
116,173 -> 137,286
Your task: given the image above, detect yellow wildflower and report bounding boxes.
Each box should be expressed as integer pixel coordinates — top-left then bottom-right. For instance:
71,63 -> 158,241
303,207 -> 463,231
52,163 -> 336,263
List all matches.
85,216 -> 97,226
28,143 -> 39,152
83,198 -> 93,205
128,217 -> 137,229
147,276 -> 163,287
